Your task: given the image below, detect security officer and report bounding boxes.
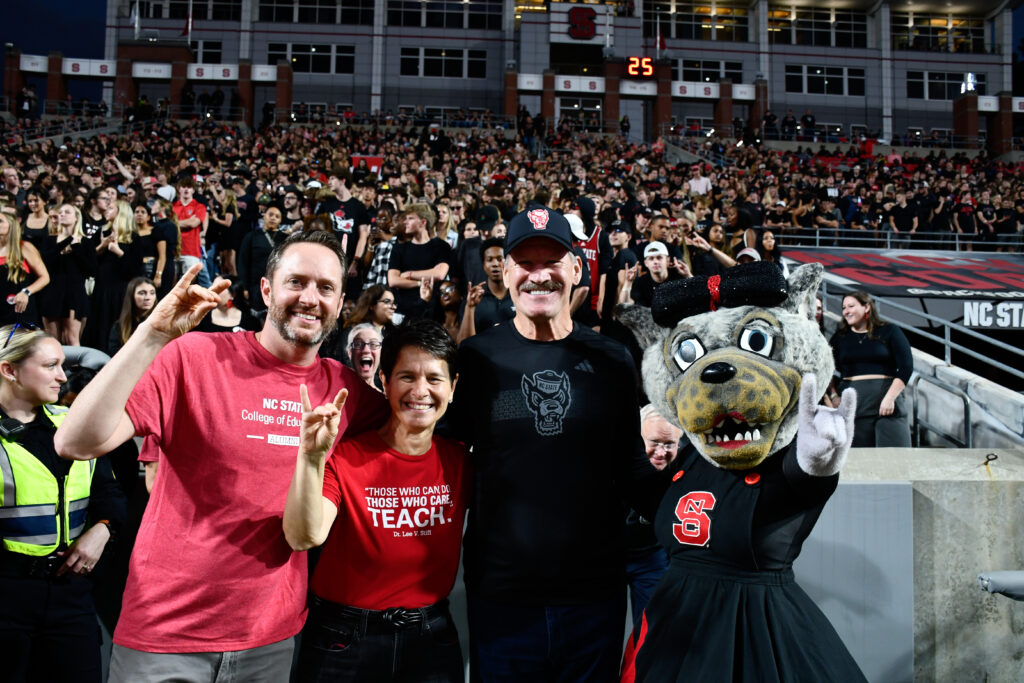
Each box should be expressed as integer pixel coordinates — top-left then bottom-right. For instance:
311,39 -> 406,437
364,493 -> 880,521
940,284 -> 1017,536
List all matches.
0,324 -> 124,682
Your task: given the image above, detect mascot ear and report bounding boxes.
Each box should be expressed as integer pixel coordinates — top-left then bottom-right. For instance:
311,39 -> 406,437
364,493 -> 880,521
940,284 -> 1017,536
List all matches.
616,303 -> 665,350
783,263 -> 824,319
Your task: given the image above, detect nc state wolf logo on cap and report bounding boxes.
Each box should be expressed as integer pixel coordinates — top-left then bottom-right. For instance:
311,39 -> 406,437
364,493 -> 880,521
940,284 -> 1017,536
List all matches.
527,209 -> 550,230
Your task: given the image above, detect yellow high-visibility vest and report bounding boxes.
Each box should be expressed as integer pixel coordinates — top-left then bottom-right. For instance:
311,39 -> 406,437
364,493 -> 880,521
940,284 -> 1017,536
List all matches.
0,406 -> 94,556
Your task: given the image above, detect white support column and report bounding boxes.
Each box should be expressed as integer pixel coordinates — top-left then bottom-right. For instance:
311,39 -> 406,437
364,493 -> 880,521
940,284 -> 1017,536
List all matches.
370,0 -> 385,113
879,2 -> 893,142
504,0 -> 516,70
239,0 -> 254,61
103,0 -> 120,109
756,0 -> 769,81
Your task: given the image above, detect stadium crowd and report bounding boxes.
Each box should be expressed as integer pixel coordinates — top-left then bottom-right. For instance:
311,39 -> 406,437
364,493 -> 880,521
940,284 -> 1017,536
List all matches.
0,109 -> 1014,680
1,113 -> 1021,352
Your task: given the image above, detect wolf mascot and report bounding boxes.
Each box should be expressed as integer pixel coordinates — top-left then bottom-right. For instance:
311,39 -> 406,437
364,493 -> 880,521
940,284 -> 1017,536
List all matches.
619,262 -> 867,683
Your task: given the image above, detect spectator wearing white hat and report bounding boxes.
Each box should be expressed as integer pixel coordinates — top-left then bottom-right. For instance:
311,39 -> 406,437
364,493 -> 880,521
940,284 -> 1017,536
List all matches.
618,241 -> 690,308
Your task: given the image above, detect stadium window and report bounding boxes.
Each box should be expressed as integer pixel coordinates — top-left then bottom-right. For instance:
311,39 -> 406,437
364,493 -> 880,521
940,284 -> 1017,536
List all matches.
170,0 -> 206,19
341,0 -> 374,25
906,72 -> 924,98
267,43 -> 289,65
467,0 -> 502,30
197,41 -> 223,64
908,71 -> 986,99
211,0 -> 241,20
467,50 -> 487,79
768,8 -> 793,45
335,45 -> 356,74
400,47 -> 420,76
388,0 -> 422,26
847,68 -> 865,96
298,0 -> 336,23
795,8 -> 830,47
646,1 -> 745,42
784,65 -> 803,93
291,44 -> 332,73
806,66 -> 825,94
787,65 -> 865,96
892,12 -> 986,53
833,11 -> 867,48
724,62 -> 743,82
259,0 -> 295,22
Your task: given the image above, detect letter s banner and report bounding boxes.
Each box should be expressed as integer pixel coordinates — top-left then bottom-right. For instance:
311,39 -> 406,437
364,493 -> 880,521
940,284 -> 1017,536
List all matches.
568,6 -> 596,40
672,491 -> 716,546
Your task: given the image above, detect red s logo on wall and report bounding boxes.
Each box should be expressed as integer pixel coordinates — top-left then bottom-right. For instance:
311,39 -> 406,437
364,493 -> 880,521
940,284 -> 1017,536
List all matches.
568,7 -> 596,40
672,491 -> 716,546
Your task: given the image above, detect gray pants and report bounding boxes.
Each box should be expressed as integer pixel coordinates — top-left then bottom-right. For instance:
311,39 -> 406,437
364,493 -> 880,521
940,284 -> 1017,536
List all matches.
108,637 -> 294,683
840,377 -> 911,448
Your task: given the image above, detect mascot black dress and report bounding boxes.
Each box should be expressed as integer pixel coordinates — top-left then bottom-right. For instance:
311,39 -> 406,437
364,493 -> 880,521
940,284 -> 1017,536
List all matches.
619,262 -> 867,683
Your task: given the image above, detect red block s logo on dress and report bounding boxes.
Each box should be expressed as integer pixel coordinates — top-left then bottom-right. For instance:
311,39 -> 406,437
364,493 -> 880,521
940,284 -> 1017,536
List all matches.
672,491 -> 716,546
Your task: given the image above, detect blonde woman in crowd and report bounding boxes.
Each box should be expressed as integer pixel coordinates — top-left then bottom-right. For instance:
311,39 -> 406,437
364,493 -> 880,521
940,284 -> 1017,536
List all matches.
0,211 -> 50,327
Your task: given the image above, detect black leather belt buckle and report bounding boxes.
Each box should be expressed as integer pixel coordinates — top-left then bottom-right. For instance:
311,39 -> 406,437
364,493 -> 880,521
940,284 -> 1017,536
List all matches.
381,607 -> 421,629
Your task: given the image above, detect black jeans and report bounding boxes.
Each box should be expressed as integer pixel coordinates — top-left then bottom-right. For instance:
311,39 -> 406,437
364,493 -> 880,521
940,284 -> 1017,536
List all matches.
0,574 -> 102,683
295,596 -> 463,683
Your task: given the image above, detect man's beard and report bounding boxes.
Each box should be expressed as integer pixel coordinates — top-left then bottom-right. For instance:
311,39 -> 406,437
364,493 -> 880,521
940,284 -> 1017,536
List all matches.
268,302 -> 338,347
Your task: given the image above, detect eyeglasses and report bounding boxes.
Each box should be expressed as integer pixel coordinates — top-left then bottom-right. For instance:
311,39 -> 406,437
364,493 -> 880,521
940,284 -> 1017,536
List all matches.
377,299 -> 397,307
3,322 -> 40,349
350,340 -> 382,351
440,286 -> 457,295
451,205 -> 463,211
647,441 -> 678,454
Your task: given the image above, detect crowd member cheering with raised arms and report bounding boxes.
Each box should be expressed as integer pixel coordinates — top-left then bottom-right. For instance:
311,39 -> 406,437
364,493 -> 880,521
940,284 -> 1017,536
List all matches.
285,319 -> 468,681
0,324 -> 125,683
54,232 -> 388,682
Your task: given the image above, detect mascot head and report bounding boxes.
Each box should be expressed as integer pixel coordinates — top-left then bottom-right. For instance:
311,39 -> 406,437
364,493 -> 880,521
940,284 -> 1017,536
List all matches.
620,262 -> 831,470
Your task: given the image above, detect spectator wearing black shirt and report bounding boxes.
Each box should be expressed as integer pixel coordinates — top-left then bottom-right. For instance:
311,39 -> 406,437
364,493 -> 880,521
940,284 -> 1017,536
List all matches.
888,191 -> 917,248
387,204 -> 450,320
619,241 -> 689,308
953,192 -> 977,251
800,109 -> 816,141
781,110 -> 797,140
459,237 -> 514,341
450,206 -> 664,683
975,190 -> 997,249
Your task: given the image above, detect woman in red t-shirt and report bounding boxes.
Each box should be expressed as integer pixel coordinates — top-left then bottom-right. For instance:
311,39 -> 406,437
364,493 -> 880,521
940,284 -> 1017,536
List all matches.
284,319 -> 468,682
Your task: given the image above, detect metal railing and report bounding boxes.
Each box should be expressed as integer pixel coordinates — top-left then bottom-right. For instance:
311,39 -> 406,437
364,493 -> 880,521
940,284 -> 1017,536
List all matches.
273,106 -> 516,130
909,374 -> 973,448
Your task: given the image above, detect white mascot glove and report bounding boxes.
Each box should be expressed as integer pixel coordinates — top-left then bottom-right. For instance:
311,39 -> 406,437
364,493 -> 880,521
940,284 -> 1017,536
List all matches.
796,374 -> 857,477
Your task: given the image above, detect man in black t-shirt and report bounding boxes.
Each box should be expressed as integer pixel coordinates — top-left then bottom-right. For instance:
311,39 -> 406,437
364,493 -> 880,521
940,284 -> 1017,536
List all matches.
387,204 -> 450,319
451,206 -> 662,683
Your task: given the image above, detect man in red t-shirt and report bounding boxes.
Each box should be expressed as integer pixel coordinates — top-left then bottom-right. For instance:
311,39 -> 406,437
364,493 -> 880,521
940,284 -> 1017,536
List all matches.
56,232 -> 388,682
172,176 -> 211,287
283,319 -> 469,682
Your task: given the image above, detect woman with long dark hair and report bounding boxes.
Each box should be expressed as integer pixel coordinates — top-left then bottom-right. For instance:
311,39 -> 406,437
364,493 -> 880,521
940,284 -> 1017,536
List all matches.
829,291 -> 913,447
108,277 -> 156,355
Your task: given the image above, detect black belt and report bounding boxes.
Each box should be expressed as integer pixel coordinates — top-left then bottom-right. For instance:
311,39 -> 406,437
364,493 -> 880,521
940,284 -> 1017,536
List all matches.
0,552 -> 65,580
309,595 -> 449,631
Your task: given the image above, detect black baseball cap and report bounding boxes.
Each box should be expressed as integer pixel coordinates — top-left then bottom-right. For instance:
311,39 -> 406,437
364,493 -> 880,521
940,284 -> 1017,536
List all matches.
505,206 -> 573,254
